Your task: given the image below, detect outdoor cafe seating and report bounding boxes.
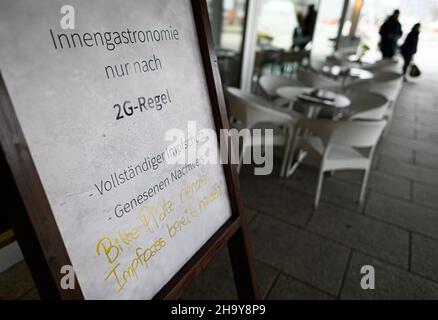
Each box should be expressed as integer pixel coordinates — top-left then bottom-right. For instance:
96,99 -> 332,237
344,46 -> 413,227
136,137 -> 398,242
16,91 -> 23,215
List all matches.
226,52 -> 404,209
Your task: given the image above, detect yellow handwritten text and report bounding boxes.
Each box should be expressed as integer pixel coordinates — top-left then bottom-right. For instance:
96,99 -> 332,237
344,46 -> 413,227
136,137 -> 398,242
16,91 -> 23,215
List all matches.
167,207 -> 199,238
179,171 -> 209,203
198,184 -> 222,211
166,183 -> 223,239
104,237 -> 166,293
96,228 -> 141,264
138,198 -> 175,233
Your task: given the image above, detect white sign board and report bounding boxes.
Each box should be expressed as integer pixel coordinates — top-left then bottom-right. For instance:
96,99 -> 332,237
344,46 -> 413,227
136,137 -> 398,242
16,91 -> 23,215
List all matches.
0,0 -> 232,299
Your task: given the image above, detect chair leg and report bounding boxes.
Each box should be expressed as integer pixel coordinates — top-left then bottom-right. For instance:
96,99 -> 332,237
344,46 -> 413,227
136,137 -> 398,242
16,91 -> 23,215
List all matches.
280,131 -> 294,178
314,169 -> 325,209
359,168 -> 371,206
280,149 -> 289,178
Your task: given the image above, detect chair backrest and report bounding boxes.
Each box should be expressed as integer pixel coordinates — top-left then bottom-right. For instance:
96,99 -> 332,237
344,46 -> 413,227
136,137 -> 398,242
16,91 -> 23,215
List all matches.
346,91 -> 390,121
371,82 -> 401,103
330,120 -> 387,148
364,59 -> 399,71
363,59 -> 398,72
348,79 -> 401,103
226,87 -> 294,129
258,75 -> 304,99
371,71 -> 404,100
371,70 -> 403,84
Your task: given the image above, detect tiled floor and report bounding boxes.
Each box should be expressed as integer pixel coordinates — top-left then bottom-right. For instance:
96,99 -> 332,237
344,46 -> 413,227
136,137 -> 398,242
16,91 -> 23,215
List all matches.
2,61 -> 438,300
184,61 -> 438,300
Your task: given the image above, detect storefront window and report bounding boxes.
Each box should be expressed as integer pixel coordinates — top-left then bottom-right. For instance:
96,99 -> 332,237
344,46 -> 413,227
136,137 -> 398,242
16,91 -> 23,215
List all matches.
248,0 -> 316,89
310,0 -> 346,64
207,0 -> 248,87
257,0 -> 298,50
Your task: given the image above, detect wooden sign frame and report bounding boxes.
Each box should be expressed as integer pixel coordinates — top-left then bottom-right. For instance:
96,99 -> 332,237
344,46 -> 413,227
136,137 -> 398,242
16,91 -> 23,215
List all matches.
0,0 -> 260,300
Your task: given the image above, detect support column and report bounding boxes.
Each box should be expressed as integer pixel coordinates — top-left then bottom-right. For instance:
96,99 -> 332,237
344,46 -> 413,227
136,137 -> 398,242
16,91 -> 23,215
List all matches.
240,0 -> 261,93
349,0 -> 364,37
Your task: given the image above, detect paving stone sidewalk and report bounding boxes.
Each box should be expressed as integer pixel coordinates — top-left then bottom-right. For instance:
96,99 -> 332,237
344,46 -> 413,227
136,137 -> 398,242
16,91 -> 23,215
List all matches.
184,65 -> 438,300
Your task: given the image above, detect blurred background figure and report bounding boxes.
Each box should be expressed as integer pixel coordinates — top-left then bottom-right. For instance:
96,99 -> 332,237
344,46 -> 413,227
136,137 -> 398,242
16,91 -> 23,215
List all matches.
292,13 -> 306,50
292,5 -> 317,51
401,23 -> 421,80
379,9 -> 403,58
302,4 -> 317,41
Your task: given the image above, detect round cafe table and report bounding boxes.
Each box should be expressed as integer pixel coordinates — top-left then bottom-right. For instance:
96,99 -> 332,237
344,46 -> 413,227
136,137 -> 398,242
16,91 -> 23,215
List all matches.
321,65 -> 374,91
276,86 -> 314,103
276,86 -> 351,119
348,54 -> 379,66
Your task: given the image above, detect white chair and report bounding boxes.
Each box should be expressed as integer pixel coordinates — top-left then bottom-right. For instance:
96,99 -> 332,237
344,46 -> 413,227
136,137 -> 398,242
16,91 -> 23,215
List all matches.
363,59 -> 401,73
287,118 -> 387,208
345,91 -> 390,121
226,87 -> 300,176
348,71 -> 402,123
258,75 -> 305,100
350,82 -> 401,123
352,70 -> 402,90
371,70 -> 403,83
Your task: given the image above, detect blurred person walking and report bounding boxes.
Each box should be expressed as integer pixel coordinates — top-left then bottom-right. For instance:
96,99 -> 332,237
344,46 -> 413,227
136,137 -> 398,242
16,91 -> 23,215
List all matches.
293,5 -> 317,51
379,10 -> 403,58
302,5 -> 317,39
401,23 -> 421,81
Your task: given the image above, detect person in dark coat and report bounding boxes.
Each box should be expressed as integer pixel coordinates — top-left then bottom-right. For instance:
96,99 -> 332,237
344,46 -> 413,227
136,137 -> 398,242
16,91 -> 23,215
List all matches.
292,5 -> 317,51
401,23 -> 421,78
379,10 -> 403,58
302,5 -> 317,38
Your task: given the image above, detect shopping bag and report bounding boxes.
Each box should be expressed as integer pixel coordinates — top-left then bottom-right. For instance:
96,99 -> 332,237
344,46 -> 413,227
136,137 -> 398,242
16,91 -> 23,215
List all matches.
410,64 -> 421,78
